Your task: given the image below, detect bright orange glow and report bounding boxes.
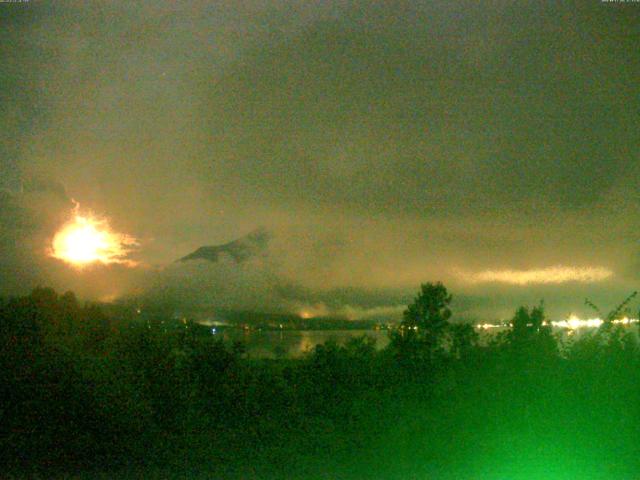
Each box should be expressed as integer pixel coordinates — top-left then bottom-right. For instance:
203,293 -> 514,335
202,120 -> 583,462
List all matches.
51,212 -> 137,267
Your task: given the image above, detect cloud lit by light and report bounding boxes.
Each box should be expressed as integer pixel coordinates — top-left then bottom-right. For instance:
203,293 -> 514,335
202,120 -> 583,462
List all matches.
458,266 -> 613,286
295,303 -> 405,321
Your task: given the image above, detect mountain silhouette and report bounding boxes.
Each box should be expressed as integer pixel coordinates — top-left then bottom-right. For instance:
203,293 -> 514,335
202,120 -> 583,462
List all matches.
177,227 -> 270,264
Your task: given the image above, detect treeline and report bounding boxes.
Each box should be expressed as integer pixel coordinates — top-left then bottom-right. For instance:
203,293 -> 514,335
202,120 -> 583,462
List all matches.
220,309 -> 378,330
2,284 -> 640,479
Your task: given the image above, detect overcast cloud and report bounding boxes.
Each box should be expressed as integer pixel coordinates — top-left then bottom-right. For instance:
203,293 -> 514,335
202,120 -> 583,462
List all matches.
1,1 -> 639,320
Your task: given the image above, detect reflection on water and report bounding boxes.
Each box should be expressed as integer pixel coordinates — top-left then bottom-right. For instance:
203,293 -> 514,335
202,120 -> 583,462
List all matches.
218,329 -> 391,358
216,324 -> 636,358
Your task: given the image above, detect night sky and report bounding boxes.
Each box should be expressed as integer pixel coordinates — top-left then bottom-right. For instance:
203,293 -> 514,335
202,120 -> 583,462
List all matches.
1,1 -> 639,320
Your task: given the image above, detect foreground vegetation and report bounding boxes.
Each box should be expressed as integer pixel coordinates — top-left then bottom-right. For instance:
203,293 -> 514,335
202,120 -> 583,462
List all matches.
2,284 -> 640,479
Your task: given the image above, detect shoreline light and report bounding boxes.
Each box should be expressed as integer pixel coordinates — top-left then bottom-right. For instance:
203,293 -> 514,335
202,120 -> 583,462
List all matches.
475,315 -> 638,331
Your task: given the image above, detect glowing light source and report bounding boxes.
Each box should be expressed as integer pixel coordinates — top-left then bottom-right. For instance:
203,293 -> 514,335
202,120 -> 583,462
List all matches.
51,211 -> 137,267
556,314 -> 603,330
474,315 -> 638,330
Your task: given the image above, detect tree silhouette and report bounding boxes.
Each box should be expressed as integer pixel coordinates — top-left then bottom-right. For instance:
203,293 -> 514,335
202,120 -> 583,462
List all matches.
393,282 -> 452,363
585,291 -> 638,325
506,303 -> 556,362
449,322 -> 478,360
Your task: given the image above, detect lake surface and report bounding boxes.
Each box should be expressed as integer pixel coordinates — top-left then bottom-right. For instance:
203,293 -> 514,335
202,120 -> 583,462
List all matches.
216,325 -> 633,358
216,328 -> 521,358
218,329 -> 391,358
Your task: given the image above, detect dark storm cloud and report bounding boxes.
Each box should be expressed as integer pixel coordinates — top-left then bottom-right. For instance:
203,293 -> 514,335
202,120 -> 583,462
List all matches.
199,2 -> 639,215
1,1 -> 639,318
0,179 -> 70,294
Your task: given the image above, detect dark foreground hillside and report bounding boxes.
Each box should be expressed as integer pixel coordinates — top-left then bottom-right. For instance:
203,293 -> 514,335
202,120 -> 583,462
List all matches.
2,285 -> 640,479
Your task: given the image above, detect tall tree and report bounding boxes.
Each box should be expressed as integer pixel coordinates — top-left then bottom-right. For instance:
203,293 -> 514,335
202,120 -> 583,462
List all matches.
393,282 -> 453,362
507,303 -> 556,361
